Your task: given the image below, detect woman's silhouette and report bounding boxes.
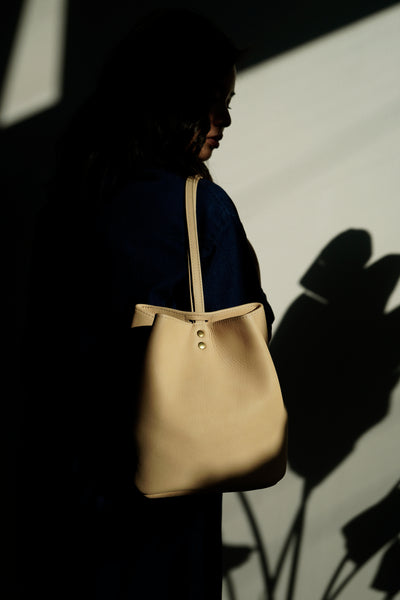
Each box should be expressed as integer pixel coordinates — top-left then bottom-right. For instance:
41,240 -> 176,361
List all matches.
22,9 -> 275,599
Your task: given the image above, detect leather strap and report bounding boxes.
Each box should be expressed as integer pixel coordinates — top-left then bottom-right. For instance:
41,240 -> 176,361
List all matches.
185,175 -> 204,313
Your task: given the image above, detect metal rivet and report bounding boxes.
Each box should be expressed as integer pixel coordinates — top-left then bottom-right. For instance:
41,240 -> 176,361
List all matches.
197,330 -> 205,338
198,342 -> 206,350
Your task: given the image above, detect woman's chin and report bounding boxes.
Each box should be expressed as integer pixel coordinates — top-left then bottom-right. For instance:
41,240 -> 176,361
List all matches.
199,145 -> 213,162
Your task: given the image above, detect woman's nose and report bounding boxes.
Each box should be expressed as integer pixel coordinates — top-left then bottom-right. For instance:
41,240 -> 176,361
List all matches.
212,106 -> 231,129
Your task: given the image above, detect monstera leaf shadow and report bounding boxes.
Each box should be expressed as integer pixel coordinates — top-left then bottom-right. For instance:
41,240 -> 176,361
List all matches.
342,481 -> 400,565
321,480 -> 400,600
261,230 -> 400,600
270,229 -> 400,488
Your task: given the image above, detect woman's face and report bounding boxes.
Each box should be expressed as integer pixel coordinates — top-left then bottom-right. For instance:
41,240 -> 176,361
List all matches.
198,66 -> 236,161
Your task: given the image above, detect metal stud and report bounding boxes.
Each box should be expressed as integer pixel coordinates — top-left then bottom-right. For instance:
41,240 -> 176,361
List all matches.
198,342 -> 206,350
197,330 -> 205,338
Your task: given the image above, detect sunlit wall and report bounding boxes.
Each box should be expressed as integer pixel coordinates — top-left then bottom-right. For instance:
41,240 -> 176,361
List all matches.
212,6 -> 400,600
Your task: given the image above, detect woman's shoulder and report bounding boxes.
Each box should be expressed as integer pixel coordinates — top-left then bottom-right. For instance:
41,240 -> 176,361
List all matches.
197,177 -> 238,219
97,169 -> 187,234
99,169 -> 241,242
195,177 -> 242,246
107,169 -> 185,207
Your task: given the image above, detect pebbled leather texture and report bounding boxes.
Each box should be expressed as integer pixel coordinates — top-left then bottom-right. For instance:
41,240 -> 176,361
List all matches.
131,176 -> 287,498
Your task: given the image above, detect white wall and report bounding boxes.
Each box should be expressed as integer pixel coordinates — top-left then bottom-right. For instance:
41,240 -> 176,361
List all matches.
211,6 -> 400,599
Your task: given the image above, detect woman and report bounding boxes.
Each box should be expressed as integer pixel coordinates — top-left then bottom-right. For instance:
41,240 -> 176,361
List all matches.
24,9 -> 274,599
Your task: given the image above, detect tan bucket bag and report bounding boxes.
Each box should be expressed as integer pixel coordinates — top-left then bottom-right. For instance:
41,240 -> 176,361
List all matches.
131,175 -> 287,498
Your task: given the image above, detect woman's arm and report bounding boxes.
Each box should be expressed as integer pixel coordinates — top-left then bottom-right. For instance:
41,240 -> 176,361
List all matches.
197,179 -> 275,340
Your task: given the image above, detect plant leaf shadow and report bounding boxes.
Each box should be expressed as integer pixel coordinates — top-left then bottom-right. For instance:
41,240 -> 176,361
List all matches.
320,480 -> 400,600
270,228 -> 400,487
262,228 -> 400,600
222,544 -> 254,576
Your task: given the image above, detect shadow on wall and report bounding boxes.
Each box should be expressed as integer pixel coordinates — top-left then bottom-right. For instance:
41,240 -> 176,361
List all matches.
223,229 -> 400,599
272,229 -> 400,488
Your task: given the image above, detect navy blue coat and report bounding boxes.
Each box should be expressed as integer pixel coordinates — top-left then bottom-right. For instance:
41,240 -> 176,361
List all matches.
81,169 -> 275,599
84,169 -> 273,336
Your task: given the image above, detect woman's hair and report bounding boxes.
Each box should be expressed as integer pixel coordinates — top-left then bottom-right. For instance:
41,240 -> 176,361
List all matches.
54,9 -> 240,206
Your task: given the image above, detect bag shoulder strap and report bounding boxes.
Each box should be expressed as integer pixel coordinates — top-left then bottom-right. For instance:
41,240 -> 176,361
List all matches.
185,175 -> 204,313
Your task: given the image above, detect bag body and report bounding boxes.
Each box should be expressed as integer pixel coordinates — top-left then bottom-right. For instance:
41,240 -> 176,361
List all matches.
131,176 -> 287,498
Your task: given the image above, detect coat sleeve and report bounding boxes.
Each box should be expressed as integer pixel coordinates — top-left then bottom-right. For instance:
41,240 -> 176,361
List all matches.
196,179 -> 275,341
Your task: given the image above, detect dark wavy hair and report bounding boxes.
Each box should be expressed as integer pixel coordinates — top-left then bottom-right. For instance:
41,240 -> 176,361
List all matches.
54,9 -> 240,207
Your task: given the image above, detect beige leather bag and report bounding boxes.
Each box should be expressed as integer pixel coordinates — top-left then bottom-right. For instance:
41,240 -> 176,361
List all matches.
131,175 -> 287,498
